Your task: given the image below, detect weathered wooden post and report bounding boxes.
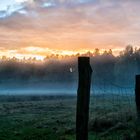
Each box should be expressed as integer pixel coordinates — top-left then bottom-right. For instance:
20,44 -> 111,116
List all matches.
135,75 -> 140,139
136,75 -> 140,122
76,57 -> 92,140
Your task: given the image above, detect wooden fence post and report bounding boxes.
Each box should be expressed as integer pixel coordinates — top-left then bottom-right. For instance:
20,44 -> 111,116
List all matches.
76,57 -> 92,140
135,75 -> 140,139
136,75 -> 140,122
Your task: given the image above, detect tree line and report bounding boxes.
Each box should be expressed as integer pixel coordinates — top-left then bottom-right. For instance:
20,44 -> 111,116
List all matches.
0,45 -> 139,88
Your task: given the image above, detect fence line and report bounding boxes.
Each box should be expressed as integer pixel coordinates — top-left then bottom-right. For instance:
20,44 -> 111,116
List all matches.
89,72 -> 137,139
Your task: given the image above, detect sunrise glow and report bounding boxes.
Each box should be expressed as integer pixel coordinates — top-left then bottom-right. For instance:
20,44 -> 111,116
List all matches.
0,0 -> 140,59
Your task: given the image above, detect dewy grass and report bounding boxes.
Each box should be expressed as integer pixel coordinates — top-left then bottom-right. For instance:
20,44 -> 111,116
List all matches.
0,95 -> 137,140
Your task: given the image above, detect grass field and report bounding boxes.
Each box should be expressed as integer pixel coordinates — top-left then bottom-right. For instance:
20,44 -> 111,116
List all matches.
0,94 -> 137,140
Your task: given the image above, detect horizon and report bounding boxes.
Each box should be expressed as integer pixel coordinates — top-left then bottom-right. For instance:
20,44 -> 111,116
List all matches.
0,46 -> 137,61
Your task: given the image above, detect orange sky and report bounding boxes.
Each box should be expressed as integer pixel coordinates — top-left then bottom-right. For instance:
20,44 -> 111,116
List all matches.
0,0 -> 140,59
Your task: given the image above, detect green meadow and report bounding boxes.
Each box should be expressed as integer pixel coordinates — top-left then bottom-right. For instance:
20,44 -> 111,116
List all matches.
0,95 -> 137,140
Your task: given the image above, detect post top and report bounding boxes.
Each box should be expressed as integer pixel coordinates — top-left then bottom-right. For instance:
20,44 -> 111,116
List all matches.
136,75 -> 140,78
136,75 -> 140,83
78,56 -> 89,59
78,57 -> 92,71
78,57 -> 90,62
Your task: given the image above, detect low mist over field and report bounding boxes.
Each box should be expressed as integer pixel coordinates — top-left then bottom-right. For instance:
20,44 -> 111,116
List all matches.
0,46 -> 139,95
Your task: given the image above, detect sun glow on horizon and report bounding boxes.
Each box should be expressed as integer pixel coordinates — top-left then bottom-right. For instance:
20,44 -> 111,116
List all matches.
0,46 -> 126,61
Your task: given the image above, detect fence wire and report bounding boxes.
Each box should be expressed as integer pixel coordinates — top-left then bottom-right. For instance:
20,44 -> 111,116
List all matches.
89,74 -> 137,140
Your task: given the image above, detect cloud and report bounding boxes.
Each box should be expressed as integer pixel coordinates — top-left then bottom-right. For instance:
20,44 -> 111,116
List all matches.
15,0 -> 32,2
0,0 -> 140,57
0,11 -> 7,18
